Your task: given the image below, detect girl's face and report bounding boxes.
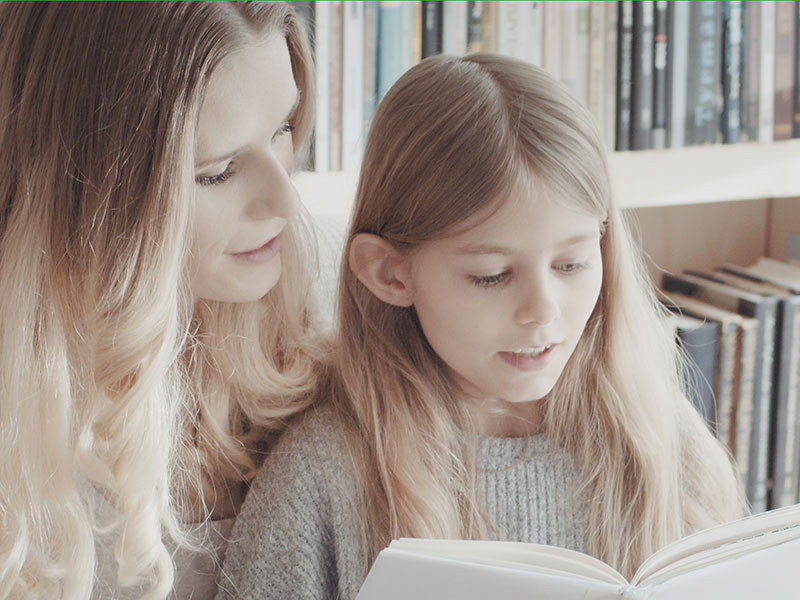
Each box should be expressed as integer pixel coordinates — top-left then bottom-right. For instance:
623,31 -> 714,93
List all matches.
407,181 -> 603,421
190,33 -> 300,303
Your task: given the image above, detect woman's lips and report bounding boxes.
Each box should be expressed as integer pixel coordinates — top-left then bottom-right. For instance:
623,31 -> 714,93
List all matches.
229,232 -> 283,264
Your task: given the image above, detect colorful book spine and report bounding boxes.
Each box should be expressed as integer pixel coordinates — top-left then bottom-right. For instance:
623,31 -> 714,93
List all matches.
615,1 -> 634,151
667,0 -> 690,148
421,0 -> 443,58
740,1 -> 761,142
722,1 -> 743,144
773,1 -> 796,141
652,0 -> 669,149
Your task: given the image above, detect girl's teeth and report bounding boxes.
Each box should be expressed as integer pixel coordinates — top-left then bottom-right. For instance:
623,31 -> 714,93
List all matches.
511,345 -> 551,358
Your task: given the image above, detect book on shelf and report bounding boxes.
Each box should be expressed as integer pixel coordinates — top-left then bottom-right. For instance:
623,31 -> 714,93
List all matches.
666,0 -> 689,148
721,0 -> 743,144
355,504 -> 800,600
687,1 -> 723,146
773,0 -> 796,141
421,0 -> 443,59
615,1 -> 634,151
661,291 -> 754,457
661,271 -> 776,513
328,0 -> 344,172
740,0 -> 761,142
313,1 -> 331,172
602,0 -> 618,151
715,263 -> 800,509
341,0 -> 365,172
664,308 -> 719,430
560,1 -> 590,107
651,0 -> 669,149
630,0 -> 654,150
441,0 -> 468,56
758,1 -> 776,144
466,1 -> 483,53
794,1 -> 800,138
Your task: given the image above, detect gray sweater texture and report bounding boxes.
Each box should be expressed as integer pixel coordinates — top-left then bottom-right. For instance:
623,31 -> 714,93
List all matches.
217,404 -> 588,600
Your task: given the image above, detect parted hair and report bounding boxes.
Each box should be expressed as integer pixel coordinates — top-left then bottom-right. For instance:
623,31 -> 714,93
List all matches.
329,53 -> 745,579
0,2 -> 320,598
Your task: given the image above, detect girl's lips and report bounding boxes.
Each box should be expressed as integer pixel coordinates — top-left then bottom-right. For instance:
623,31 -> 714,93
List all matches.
229,232 -> 283,264
498,344 -> 557,371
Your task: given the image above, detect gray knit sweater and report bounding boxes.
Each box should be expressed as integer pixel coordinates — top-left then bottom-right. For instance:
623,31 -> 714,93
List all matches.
217,405 -> 588,600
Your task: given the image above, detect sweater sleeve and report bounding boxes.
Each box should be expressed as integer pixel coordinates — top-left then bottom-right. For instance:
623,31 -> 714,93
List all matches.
216,406 -> 365,600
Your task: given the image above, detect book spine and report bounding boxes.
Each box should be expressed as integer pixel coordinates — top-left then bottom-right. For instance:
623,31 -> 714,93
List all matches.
329,1 -> 343,172
496,1 -> 522,59
588,1 -> 607,135
758,1 -> 776,143
750,300 -> 776,513
631,0 -> 654,150
773,300 -> 800,507
526,1 -> 544,67
689,1 -> 723,146
616,1 -> 634,151
421,0 -> 443,58
715,320 -> 741,448
411,1 -> 422,65
773,0 -> 796,141
740,0 -> 761,142
442,0 -> 469,56
362,1 -> 379,140
722,1 -> 743,144
480,0 -> 498,53
735,320 -> 758,497
667,0 -> 690,148
652,0 -> 669,149
794,1 -> 800,138
341,0 -> 365,172
603,1 -> 619,151
467,1 -> 483,52
542,1 -> 562,81
314,1 -> 331,172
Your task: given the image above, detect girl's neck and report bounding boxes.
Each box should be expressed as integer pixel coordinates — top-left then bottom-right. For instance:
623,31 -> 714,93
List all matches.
466,396 -> 546,438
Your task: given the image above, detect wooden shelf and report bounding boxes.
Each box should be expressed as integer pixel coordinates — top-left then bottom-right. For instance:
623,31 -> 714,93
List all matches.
295,140 -> 800,215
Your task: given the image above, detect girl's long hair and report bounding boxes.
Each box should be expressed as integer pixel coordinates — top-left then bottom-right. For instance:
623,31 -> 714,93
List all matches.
331,54 -> 744,578
0,2 -> 319,598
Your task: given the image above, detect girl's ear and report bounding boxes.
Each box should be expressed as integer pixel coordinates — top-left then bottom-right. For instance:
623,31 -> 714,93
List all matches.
348,233 -> 414,307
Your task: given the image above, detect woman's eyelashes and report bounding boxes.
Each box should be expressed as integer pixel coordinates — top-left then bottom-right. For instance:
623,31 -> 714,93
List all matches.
195,121 -> 295,187
196,163 -> 235,186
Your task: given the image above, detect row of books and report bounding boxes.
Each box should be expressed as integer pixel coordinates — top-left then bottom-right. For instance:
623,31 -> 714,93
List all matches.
662,256 -> 800,513
294,1 -> 800,173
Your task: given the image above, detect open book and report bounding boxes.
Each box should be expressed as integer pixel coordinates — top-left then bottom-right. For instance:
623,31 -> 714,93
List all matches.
356,503 -> 800,600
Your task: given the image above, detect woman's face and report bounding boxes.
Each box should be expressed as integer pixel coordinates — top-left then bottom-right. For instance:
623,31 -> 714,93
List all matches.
190,32 -> 300,303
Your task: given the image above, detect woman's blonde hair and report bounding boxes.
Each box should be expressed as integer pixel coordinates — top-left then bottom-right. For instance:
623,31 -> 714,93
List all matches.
331,54 -> 745,578
0,2 -> 319,597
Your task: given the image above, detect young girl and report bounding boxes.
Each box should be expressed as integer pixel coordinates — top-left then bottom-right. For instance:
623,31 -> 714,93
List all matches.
219,54 -> 746,599
0,2 -> 322,598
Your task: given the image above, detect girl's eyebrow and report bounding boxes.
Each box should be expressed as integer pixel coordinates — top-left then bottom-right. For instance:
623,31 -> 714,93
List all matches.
194,88 -> 301,169
456,231 -> 601,256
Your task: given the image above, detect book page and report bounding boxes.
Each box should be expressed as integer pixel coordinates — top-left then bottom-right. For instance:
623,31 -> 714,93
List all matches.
389,538 -> 627,586
633,503 -> 800,585
356,548 -> 625,600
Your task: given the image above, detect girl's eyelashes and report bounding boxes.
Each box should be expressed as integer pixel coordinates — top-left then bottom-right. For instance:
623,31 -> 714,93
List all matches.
195,163 -> 235,186
272,121 -> 295,143
555,261 -> 587,274
469,271 -> 511,287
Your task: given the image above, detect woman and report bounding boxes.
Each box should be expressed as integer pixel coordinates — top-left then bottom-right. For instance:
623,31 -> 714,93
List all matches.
0,2 -> 321,598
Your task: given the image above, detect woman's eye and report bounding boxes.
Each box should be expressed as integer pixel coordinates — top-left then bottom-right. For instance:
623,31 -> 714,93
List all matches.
272,121 -> 296,143
469,271 -> 511,287
195,163 -> 234,186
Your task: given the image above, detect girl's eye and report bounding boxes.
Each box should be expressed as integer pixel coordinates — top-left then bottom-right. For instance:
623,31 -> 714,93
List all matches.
469,271 -> 511,287
195,163 -> 234,186
555,262 -> 586,274
272,121 -> 296,143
